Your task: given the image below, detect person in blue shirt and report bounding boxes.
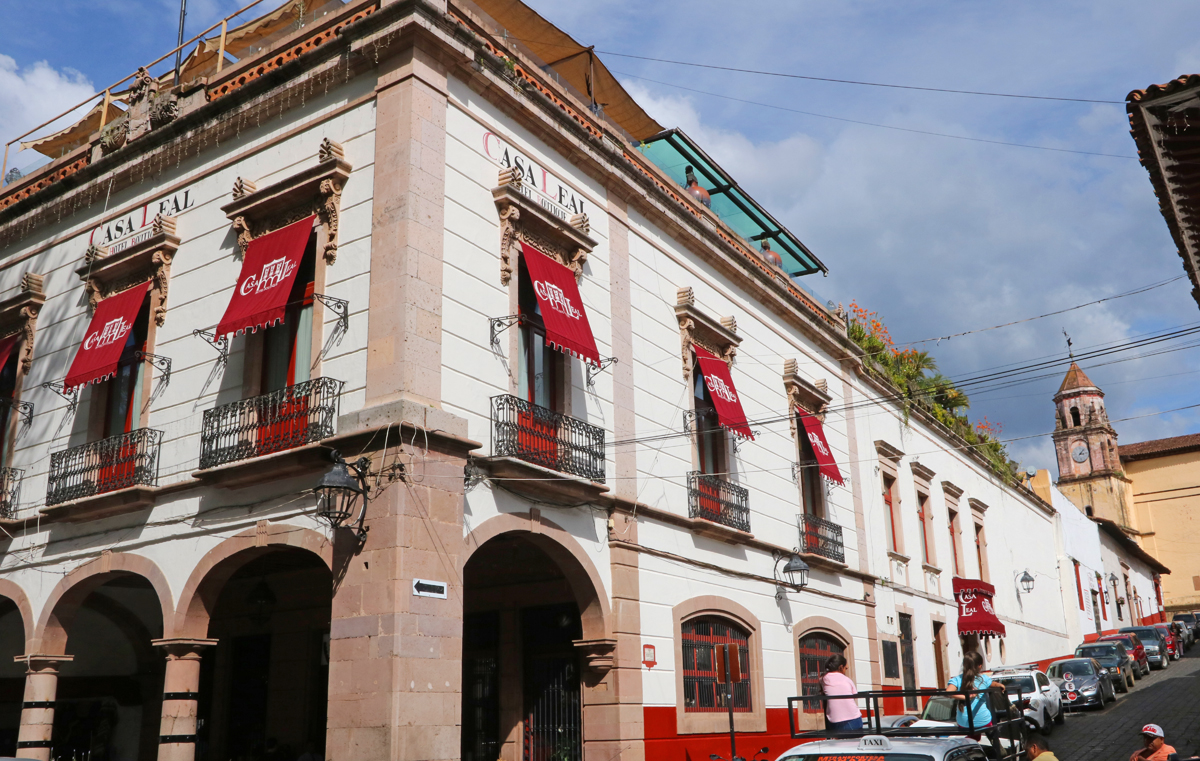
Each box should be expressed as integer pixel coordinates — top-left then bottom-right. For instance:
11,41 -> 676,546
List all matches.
947,651 -> 993,739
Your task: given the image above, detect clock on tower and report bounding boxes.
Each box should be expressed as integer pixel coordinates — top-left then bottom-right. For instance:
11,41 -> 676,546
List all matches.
1052,362 -> 1132,526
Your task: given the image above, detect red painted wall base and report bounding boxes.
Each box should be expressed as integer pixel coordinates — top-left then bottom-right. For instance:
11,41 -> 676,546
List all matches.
644,707 -> 806,761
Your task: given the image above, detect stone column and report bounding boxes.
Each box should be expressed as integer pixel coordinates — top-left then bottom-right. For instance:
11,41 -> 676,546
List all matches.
14,654 -> 73,761
364,34 -> 452,409
153,638 -> 218,761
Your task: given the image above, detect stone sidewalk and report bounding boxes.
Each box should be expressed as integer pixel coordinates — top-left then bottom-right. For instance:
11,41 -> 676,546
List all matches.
1055,648 -> 1200,761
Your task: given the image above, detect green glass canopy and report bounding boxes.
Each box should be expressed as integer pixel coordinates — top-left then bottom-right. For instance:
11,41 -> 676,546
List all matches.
639,129 -> 827,277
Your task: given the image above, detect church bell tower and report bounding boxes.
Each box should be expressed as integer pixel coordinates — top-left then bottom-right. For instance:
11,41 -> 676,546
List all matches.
1052,362 -> 1135,528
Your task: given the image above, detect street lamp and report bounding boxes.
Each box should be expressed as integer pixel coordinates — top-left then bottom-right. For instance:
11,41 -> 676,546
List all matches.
773,551 -> 810,601
314,450 -> 372,541
1018,571 -> 1035,594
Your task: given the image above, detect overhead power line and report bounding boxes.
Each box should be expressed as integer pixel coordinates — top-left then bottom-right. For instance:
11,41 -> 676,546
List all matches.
597,50 -> 1124,105
614,71 -> 1137,160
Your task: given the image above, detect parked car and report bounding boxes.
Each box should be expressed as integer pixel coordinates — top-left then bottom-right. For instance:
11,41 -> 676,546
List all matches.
1152,623 -> 1183,659
1119,626 -> 1171,670
777,735 -> 989,761
987,667 -> 1063,735
1047,658 -> 1117,709
1098,633 -> 1150,677
1074,642 -> 1135,693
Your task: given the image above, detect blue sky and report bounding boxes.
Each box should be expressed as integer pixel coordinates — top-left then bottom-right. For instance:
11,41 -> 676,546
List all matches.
3,0 -> 1200,471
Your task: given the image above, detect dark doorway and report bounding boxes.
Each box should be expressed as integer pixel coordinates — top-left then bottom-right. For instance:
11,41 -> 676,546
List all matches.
199,549 -> 331,761
898,614 -> 917,710
53,575 -> 166,761
461,535 -> 585,761
0,598 -> 25,757
932,621 -> 947,688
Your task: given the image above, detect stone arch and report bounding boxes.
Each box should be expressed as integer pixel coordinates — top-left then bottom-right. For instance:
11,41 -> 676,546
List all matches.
172,522 -> 333,638
672,595 -> 766,734
462,511 -> 612,641
0,578 -> 35,652
35,552 -> 173,654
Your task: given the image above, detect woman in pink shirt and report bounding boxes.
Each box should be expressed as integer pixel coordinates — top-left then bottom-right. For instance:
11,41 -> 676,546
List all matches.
820,654 -> 862,732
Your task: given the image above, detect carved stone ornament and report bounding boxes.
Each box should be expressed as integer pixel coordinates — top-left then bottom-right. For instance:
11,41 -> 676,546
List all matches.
148,94 -> 180,130
492,168 -> 596,286
75,215 -> 179,326
0,272 -> 46,374
100,117 -> 129,155
783,358 -> 832,420
220,139 -> 351,264
128,67 -> 158,106
675,286 -> 741,376
572,638 -> 618,675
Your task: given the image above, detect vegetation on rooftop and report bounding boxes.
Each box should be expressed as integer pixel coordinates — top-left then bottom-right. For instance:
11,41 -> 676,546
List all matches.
846,302 -> 1021,483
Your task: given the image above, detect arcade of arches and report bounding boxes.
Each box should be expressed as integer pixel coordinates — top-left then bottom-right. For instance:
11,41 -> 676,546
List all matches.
0,546 -> 332,761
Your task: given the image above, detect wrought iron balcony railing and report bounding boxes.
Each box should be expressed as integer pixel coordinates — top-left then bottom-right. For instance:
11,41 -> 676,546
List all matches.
799,512 -> 845,563
491,394 -> 606,483
687,471 -> 750,533
0,467 -> 22,519
199,377 -> 343,470
46,428 -> 164,506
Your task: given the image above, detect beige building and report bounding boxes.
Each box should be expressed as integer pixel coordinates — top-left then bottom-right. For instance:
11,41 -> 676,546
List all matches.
1119,435 -> 1200,612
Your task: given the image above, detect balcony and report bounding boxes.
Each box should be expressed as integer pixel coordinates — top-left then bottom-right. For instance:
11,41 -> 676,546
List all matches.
799,512 -> 845,565
687,471 -> 750,534
0,467 -> 21,520
46,428 -> 164,507
199,377 -> 343,471
482,394 -> 608,503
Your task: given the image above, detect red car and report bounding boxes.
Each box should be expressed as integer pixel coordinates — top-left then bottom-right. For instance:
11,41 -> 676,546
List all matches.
1153,623 -> 1182,660
1099,633 -> 1150,677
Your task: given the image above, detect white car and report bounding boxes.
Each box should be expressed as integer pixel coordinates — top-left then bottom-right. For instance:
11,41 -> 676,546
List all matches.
987,667 -> 1063,734
777,734 -> 989,761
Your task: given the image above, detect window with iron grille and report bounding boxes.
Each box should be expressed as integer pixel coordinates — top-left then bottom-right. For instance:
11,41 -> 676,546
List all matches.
681,617 -> 751,713
798,633 -> 846,713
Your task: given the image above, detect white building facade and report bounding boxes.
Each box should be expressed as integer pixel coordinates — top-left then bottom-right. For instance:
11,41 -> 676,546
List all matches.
0,2 -> 1084,761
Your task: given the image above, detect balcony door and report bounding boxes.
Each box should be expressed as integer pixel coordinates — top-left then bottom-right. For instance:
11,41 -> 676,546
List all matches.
256,238 -> 315,456
517,260 -> 562,464
97,295 -> 150,492
0,345 -> 17,469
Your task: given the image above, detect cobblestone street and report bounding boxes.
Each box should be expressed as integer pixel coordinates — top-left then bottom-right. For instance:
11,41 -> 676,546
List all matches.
1055,648 -> 1200,761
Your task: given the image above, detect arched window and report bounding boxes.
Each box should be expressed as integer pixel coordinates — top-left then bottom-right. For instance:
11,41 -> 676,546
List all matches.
681,616 -> 751,712
1070,407 -> 1081,427
798,632 -> 846,712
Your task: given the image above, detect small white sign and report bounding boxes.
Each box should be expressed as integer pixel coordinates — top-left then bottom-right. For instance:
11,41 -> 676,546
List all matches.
412,579 -> 448,599
857,736 -> 892,751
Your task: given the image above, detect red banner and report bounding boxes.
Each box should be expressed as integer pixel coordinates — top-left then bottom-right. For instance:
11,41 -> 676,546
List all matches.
693,344 -> 753,440
953,577 -> 1006,637
520,243 -> 600,366
64,282 -> 150,392
215,215 -> 313,337
0,333 -> 21,372
797,410 -> 843,485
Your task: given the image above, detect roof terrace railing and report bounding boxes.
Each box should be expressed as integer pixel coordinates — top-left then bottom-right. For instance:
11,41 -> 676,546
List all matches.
1,0 -> 297,184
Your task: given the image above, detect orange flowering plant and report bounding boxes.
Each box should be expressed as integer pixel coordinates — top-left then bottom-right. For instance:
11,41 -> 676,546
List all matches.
844,301 -> 1019,481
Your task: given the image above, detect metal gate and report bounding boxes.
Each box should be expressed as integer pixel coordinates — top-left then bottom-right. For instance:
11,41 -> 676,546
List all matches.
898,614 -> 918,710
524,655 -> 581,761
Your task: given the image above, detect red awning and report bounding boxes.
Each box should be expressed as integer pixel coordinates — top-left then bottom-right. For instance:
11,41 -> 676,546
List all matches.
64,281 -> 151,392
797,410 -> 843,485
215,215 -> 314,337
520,243 -> 600,366
693,344 -> 754,440
0,333 -> 21,371
953,577 -> 1006,637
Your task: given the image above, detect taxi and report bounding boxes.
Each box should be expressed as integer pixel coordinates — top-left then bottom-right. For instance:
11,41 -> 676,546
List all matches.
775,734 -> 989,761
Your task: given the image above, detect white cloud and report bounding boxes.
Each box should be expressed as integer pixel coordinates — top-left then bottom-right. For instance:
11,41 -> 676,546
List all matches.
0,55 -> 95,174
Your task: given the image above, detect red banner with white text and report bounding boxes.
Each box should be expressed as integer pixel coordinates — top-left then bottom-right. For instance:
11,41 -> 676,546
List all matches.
520,243 -> 600,366
693,344 -> 753,440
64,282 -> 150,392
797,410 -> 843,485
215,215 -> 313,337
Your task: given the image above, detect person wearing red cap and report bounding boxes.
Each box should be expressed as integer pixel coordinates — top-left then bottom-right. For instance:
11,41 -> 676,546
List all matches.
1131,724 -> 1176,761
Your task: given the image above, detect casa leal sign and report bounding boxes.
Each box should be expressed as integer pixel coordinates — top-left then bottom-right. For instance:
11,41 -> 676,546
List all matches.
87,188 -> 196,254
483,131 -> 587,223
